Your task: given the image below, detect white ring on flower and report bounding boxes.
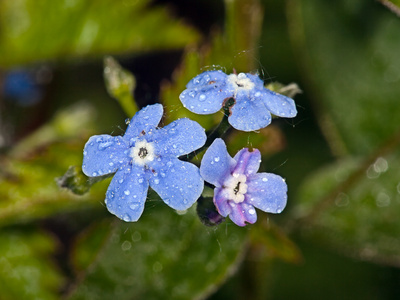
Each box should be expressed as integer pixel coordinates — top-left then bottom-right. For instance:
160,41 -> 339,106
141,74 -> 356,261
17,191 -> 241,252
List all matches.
227,73 -> 255,96
130,140 -> 155,166
223,173 -> 248,204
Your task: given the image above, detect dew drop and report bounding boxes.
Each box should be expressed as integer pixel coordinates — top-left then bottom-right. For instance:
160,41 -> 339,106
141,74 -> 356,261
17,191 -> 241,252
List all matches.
214,157 -> 220,162
121,240 -> 132,251
130,203 -> 139,210
172,144 -> 177,149
123,214 -> 131,222
248,208 -> 256,215
262,177 -> 268,182
189,91 -> 196,98
124,190 -> 130,196
199,94 -> 206,101
125,118 -> 130,125
154,178 -> 160,184
138,178 -> 144,183
92,172 -> 97,176
109,162 -> 114,166
119,178 -> 124,184
83,150 -> 87,155
98,141 -> 113,150
160,172 -> 166,178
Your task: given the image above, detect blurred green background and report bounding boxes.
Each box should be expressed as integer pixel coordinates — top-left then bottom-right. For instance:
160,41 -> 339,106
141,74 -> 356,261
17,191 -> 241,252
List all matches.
1,0 -> 400,299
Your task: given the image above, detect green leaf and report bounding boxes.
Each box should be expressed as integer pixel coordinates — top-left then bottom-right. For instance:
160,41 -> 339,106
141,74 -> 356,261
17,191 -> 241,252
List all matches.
0,228 -> 64,300
249,218 -> 302,264
295,152 -> 400,266
0,102 -> 110,226
289,0 -> 400,156
0,141 -> 109,227
0,0 -> 200,67
67,202 -> 248,300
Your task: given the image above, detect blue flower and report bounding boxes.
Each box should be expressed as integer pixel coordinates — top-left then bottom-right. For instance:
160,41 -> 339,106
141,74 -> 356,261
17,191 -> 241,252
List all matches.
179,70 -> 297,132
200,138 -> 287,226
82,104 -> 206,222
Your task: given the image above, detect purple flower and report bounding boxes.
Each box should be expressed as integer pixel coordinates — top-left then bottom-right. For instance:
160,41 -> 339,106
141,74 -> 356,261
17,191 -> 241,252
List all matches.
82,104 -> 206,222
200,138 -> 287,226
179,70 -> 297,132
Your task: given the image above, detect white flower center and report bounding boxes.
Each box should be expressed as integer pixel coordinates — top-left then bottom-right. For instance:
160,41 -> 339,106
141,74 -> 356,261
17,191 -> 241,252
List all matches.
223,173 -> 248,204
130,140 -> 155,166
227,73 -> 255,95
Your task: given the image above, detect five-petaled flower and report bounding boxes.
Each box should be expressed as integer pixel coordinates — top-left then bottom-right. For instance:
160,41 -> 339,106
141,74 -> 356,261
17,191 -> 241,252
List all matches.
82,104 -> 206,222
200,138 -> 287,226
179,70 -> 297,132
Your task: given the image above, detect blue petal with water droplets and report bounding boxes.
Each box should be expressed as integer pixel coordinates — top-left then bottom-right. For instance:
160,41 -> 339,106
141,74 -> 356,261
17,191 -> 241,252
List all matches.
124,103 -> 163,139
228,202 -> 257,227
228,90 -> 272,131
150,118 -> 206,157
200,138 -> 235,187
179,71 -> 233,114
105,165 -> 149,222
82,135 -> 129,177
262,89 -> 297,118
150,157 -> 203,211
246,173 -> 287,214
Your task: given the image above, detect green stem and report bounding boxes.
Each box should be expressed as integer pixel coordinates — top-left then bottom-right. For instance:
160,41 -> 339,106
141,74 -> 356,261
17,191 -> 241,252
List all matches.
183,98 -> 234,161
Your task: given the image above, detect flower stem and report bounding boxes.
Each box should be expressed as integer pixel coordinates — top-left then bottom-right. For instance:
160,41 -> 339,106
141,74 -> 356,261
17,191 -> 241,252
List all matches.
183,98 -> 234,161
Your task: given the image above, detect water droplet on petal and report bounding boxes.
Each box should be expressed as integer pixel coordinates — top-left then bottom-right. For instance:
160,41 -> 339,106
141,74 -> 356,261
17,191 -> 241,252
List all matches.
130,203 -> 139,210
154,178 -> 160,184
199,94 -> 206,101
123,214 -> 131,222
92,172 -> 97,176
109,162 -> 114,166
124,190 -> 130,196
248,208 -> 256,215
125,118 -> 130,125
138,178 -> 144,183
189,91 -> 196,97
262,177 -> 268,182
119,178 -> 124,184
160,172 -> 166,178
214,157 -> 220,162
83,150 -> 87,155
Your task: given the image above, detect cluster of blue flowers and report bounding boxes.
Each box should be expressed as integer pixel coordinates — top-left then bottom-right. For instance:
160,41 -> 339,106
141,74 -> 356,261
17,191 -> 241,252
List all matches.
82,70 -> 297,226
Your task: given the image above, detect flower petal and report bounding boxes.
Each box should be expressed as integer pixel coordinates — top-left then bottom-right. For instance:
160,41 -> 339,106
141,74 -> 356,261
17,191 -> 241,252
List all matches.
262,89 -> 297,118
179,71 -> 233,115
105,166 -> 149,222
228,202 -> 257,226
232,148 -> 261,177
228,91 -> 272,131
200,138 -> 235,187
245,73 -> 265,89
150,158 -> 204,211
151,118 -> 206,157
124,103 -> 163,139
213,187 -> 232,217
246,173 -> 287,214
82,135 -> 129,177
